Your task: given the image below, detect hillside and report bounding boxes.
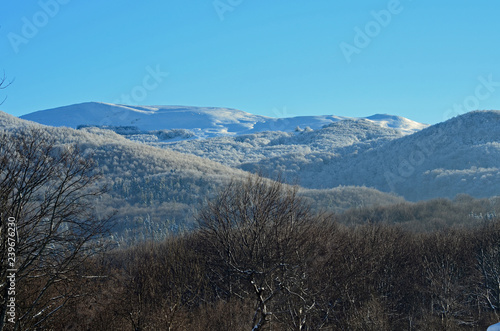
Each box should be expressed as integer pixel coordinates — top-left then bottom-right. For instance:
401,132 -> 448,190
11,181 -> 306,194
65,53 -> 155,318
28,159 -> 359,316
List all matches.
165,118 -> 407,168
0,111 -> 247,235
165,111 -> 500,201
242,111 -> 500,201
2,111 -> 405,240
18,103 -> 500,201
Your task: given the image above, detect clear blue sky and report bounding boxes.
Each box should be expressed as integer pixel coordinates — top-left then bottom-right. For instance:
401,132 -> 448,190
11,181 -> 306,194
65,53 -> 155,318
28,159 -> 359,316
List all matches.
1,0 -> 499,124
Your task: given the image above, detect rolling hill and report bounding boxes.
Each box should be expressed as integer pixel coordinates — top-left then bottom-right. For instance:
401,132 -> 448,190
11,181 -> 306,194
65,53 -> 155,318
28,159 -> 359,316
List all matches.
20,102 -> 427,138
240,111 -> 500,200
18,103 -> 500,201
1,110 -> 405,242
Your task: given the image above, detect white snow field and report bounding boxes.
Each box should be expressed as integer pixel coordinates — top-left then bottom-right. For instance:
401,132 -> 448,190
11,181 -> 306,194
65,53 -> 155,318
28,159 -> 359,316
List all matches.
20,102 -> 427,139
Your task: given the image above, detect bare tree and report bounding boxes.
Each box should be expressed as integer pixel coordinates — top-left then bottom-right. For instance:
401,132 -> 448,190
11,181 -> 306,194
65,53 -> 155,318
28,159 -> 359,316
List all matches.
112,236 -> 206,331
197,175 -> 323,330
476,221 -> 500,319
419,230 -> 477,328
0,128 -> 112,330
0,72 -> 13,105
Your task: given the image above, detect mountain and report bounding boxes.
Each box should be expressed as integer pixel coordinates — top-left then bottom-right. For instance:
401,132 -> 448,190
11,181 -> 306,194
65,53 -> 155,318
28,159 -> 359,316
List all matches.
164,118 -> 408,168
152,109 -> 500,201
1,110 -> 247,231
20,102 -> 427,139
2,110 -> 405,242
18,102 -> 500,201
241,111 -> 500,201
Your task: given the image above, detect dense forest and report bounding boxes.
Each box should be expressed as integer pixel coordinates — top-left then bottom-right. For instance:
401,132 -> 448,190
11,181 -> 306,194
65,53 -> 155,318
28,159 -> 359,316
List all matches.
44,187 -> 500,330
3,160 -> 500,330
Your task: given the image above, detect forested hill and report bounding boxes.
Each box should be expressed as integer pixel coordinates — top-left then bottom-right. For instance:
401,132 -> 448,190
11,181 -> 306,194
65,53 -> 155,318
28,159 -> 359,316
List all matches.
164,110 -> 500,201
1,110 -> 404,240
17,103 -> 500,201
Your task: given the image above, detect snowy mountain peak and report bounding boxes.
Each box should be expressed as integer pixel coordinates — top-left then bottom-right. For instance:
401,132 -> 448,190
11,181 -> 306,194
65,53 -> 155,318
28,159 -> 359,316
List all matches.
20,102 -> 268,137
365,114 -> 428,134
20,102 -> 427,139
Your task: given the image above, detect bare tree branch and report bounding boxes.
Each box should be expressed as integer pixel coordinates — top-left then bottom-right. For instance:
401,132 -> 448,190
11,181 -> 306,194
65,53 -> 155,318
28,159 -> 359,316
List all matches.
0,128 -> 113,330
197,174 -> 326,330
0,71 -> 13,106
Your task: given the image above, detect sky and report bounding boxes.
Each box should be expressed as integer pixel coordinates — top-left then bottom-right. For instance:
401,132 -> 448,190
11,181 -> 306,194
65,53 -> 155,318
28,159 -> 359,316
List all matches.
1,1 -> 499,124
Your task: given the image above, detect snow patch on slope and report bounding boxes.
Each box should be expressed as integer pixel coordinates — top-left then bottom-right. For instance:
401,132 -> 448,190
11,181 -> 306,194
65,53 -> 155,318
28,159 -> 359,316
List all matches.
366,114 -> 428,134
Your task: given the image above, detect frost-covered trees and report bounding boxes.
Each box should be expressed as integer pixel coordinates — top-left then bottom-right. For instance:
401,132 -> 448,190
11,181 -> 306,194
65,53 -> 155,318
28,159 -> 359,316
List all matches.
0,128 -> 112,330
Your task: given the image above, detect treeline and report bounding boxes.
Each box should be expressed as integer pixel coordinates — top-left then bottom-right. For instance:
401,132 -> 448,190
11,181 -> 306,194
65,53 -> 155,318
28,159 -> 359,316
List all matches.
337,194 -> 500,231
51,218 -> 500,330
45,178 -> 500,330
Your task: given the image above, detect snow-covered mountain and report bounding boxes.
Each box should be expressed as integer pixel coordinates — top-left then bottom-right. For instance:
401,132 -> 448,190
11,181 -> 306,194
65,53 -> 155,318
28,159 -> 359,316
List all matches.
163,118 -> 407,168
17,102 -> 500,201
20,102 -> 427,139
1,110 -> 405,238
240,111 -> 500,200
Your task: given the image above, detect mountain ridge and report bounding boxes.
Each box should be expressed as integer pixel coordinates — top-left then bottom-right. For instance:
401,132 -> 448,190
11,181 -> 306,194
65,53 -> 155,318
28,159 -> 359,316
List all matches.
14,103 -> 500,201
241,110 -> 500,200
0,110 -> 406,237
19,102 -> 428,139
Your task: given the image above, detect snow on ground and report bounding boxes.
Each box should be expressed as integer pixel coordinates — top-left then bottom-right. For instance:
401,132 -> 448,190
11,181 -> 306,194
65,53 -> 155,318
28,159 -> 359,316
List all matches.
20,102 -> 428,140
